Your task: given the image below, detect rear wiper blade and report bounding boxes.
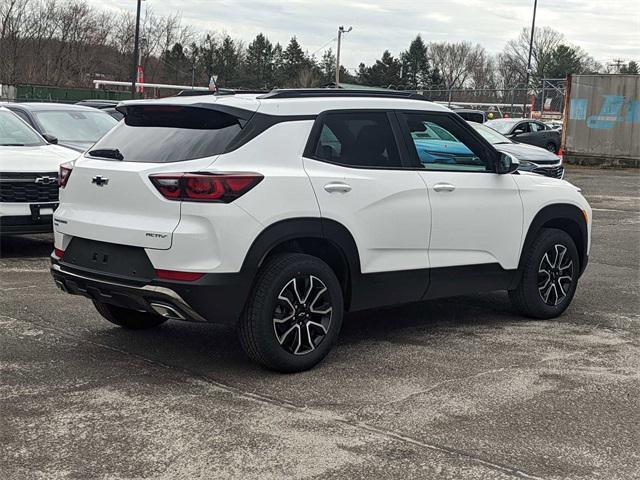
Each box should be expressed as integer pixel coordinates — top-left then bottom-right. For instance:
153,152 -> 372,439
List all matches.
89,148 -> 124,160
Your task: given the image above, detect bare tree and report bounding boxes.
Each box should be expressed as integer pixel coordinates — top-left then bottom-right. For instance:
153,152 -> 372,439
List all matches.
428,41 -> 484,91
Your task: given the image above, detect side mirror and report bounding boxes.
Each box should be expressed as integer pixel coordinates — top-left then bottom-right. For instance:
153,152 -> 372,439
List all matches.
496,152 -> 519,174
42,133 -> 58,144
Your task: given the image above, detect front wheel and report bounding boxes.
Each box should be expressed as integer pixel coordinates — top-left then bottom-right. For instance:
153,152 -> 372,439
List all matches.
545,142 -> 558,153
93,301 -> 167,330
238,253 -> 344,372
509,228 -> 579,319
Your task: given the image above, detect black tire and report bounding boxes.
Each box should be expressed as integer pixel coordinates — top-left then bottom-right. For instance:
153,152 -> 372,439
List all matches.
93,300 -> 167,330
545,142 -> 557,153
238,253 -> 344,373
509,228 -> 580,319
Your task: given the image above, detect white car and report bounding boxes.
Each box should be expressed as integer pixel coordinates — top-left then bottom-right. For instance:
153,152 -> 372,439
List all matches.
0,107 -> 79,235
50,90 -> 592,372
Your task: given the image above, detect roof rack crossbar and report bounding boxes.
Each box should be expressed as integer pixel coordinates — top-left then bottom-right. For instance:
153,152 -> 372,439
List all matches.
258,89 -> 429,101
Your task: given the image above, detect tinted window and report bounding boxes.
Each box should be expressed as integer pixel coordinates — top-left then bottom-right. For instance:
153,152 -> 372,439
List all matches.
34,109 -> 117,142
311,112 -> 401,168
402,113 -> 490,172
88,105 -> 243,163
512,122 -> 528,134
0,110 -> 45,146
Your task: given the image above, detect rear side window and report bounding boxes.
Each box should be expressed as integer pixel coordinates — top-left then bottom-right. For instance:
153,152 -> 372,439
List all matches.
88,105 -> 242,162
310,112 -> 402,168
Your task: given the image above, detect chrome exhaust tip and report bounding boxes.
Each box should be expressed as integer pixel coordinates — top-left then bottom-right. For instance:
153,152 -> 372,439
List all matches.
150,302 -> 186,320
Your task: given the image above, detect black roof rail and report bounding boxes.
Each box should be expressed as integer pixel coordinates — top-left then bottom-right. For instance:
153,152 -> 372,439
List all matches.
258,88 -> 429,101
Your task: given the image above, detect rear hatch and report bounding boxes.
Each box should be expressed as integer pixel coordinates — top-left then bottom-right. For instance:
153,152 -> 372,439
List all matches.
55,99 -> 258,250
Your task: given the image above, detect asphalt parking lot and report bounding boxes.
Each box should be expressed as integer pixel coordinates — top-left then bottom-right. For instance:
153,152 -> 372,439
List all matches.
1,167 -> 639,480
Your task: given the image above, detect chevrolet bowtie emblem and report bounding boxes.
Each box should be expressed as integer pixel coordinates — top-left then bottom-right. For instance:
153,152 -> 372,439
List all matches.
91,175 -> 109,187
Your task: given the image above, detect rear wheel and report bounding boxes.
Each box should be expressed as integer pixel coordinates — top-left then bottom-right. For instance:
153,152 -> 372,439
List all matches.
509,228 -> 579,319
238,253 -> 343,373
93,301 -> 167,330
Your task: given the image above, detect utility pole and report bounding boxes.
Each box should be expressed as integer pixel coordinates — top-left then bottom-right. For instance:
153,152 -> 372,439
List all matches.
335,26 -> 352,86
523,0 -> 537,118
131,0 -> 143,98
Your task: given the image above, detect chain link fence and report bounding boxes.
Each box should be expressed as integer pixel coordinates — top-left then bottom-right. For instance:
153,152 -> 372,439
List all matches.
383,80 -> 566,120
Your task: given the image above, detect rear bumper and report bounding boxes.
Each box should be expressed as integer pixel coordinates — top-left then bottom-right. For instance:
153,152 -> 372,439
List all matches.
50,260 -> 253,326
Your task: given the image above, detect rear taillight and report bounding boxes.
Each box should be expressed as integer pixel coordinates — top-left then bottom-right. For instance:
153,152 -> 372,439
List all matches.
155,269 -> 205,282
149,173 -> 263,203
53,248 -> 65,259
58,162 -> 73,188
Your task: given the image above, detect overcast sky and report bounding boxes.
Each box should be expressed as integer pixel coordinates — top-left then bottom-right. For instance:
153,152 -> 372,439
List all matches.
89,0 -> 639,72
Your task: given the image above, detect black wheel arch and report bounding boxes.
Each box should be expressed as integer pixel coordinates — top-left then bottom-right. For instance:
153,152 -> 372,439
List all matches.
240,217 -> 361,308
514,203 -> 589,288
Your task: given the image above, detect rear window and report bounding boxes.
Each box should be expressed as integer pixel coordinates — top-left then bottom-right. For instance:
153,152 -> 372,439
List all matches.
87,105 -> 242,162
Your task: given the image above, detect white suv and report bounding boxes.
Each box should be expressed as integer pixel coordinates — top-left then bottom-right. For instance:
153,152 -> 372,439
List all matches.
50,90 -> 592,372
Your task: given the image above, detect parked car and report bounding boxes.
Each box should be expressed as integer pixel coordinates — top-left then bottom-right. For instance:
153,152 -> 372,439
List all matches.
485,118 -> 561,153
469,122 -> 564,179
0,107 -> 78,235
2,103 -> 118,152
50,89 -> 591,372
75,100 -> 124,121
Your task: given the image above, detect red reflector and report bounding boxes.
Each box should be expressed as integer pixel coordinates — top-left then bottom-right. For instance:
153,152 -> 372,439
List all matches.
155,269 -> 205,282
54,248 -> 65,259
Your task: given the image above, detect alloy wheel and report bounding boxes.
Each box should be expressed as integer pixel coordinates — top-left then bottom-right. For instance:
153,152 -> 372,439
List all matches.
538,244 -> 574,306
272,275 -> 332,355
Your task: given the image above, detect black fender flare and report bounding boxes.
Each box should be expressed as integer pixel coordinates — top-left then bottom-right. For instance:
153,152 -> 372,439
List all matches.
515,203 -> 588,286
240,217 -> 360,274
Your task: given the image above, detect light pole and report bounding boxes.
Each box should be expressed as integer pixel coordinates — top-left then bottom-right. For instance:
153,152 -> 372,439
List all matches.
131,0 -> 143,98
523,0 -> 537,117
335,26 -> 352,86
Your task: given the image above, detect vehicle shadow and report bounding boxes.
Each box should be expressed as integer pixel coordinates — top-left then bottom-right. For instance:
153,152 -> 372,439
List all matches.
0,234 -> 53,259
81,291 -> 517,376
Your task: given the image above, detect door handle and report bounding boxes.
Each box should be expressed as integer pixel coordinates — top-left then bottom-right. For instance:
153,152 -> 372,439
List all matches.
433,183 -> 456,192
324,182 -> 352,193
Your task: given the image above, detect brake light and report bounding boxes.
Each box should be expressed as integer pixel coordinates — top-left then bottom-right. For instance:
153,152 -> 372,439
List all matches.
155,269 -> 205,281
59,162 -> 73,188
149,173 -> 263,202
53,248 -> 65,259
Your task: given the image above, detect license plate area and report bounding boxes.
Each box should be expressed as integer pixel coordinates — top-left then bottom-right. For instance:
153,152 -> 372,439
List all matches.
62,238 -> 155,282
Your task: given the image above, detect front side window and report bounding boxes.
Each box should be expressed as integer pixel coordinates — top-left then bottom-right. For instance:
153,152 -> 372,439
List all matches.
512,122 -> 528,134
529,122 -> 545,132
0,110 -> 45,146
402,113 -> 490,172
311,112 -> 402,168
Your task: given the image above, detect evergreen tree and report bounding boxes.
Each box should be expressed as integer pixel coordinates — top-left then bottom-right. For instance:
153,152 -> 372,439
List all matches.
213,35 -> 242,87
620,60 -> 639,74
400,35 -> 433,87
245,33 -> 274,88
547,44 -> 583,78
359,50 -> 402,87
161,43 -> 191,85
282,37 -> 307,85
